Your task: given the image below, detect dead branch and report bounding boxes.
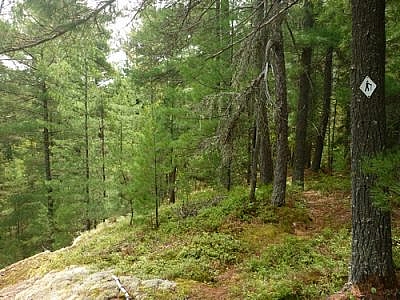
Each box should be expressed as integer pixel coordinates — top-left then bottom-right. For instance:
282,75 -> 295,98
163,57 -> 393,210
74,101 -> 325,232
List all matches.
111,275 -> 131,300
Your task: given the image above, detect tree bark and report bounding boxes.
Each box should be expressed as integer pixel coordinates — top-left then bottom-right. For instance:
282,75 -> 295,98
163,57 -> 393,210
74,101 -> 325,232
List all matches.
84,61 -> 91,231
99,102 -> 106,199
42,82 -> 54,249
270,2 -> 289,207
350,0 -> 396,290
168,166 -> 177,204
216,0 -> 233,191
292,0 -> 313,189
258,95 -> 273,185
311,47 -> 333,172
327,97 -> 337,174
256,0 -> 273,186
249,116 -> 260,202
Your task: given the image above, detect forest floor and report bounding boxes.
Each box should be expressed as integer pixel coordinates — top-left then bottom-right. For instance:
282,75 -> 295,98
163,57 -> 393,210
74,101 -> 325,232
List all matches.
188,188 -> 352,300
0,173 -> 399,299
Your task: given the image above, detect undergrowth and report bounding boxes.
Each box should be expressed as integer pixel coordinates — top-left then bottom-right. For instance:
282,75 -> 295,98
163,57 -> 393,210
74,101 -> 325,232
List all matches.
8,174 -> 394,299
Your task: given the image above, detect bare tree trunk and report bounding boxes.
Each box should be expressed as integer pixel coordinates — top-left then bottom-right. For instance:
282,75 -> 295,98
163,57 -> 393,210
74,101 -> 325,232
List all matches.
84,62 -> 91,231
42,82 -> 54,249
99,102 -> 106,199
217,0 -> 233,191
328,97 -> 337,173
350,0 -> 396,291
256,0 -> 273,186
168,166 -> 177,204
311,47 -> 333,171
153,132 -> 159,229
292,0 -> 313,189
247,105 -> 255,185
259,97 -> 273,185
270,2 -> 289,207
249,113 -> 260,202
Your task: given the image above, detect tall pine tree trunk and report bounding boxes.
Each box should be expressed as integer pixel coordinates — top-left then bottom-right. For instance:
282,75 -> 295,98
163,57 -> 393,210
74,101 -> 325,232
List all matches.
292,0 -> 313,188
84,62 -> 91,231
99,102 -> 106,199
256,0 -> 273,186
270,2 -> 289,207
259,92 -> 273,185
249,0 -> 273,201
249,111 -> 260,202
350,0 -> 396,291
311,47 -> 333,171
42,82 -> 54,249
217,0 -> 233,191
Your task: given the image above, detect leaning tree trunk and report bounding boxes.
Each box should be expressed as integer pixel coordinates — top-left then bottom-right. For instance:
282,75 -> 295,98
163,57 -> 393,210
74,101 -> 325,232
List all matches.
350,0 -> 396,291
292,0 -> 313,189
311,46 -> 333,172
270,2 -> 289,207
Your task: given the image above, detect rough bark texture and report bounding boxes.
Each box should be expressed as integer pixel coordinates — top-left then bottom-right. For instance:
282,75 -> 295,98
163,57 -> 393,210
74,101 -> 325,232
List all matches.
270,2 -> 288,207
256,0 -> 273,186
258,95 -> 273,185
311,47 -> 333,172
350,0 -> 396,290
292,0 -> 313,188
249,0 -> 273,202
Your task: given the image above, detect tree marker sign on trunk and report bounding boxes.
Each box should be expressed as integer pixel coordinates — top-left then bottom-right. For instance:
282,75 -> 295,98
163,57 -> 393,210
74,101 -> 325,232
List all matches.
359,76 -> 376,98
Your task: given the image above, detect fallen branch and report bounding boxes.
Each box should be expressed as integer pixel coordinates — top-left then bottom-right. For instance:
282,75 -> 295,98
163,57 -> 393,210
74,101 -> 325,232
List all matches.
111,275 -> 131,300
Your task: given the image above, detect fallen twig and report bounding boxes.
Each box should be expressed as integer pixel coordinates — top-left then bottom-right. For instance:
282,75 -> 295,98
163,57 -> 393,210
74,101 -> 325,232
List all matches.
111,275 -> 131,300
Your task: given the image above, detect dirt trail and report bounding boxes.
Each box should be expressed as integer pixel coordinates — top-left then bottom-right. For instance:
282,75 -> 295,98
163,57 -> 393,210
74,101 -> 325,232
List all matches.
188,190 -> 352,300
303,190 -> 351,232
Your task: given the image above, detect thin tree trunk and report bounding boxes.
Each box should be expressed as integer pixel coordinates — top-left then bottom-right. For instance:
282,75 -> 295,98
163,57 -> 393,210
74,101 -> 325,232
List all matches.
328,97 -> 337,173
247,102 -> 255,185
153,132 -> 159,229
311,47 -> 333,171
259,99 -> 273,185
217,0 -> 233,191
292,0 -> 313,189
350,0 -> 396,291
168,166 -> 177,204
255,0 -> 273,186
249,114 -> 260,202
99,103 -> 106,199
42,82 -> 54,249
270,2 -> 289,207
84,62 -> 91,231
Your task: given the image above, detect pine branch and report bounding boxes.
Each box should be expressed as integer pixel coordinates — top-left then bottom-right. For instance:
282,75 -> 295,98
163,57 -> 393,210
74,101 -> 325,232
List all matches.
0,0 -> 116,55
207,0 -> 300,60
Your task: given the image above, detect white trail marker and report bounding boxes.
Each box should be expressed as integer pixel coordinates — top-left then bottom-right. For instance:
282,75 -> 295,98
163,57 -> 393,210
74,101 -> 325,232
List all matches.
359,76 -> 376,98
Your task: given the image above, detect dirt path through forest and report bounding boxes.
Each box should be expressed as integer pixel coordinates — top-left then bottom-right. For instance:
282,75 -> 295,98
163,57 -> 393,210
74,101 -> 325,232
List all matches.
188,189 -> 352,299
